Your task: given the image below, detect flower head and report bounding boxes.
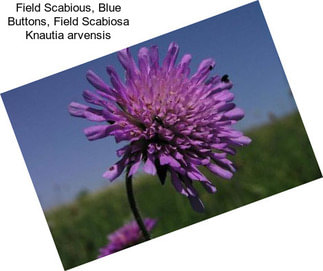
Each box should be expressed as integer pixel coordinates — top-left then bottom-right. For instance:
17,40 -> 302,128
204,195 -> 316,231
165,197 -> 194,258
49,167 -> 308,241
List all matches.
98,218 -> 156,257
69,42 -> 251,212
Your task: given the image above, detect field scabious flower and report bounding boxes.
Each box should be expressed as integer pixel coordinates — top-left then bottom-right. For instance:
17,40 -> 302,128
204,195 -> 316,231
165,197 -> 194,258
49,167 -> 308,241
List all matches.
98,218 -> 156,257
69,42 -> 251,212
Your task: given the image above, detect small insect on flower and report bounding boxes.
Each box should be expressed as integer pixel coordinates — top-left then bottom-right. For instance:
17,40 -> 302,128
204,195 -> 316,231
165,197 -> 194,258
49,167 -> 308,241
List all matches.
69,42 -> 251,212
221,74 -> 230,83
153,115 -> 164,127
98,218 -> 157,257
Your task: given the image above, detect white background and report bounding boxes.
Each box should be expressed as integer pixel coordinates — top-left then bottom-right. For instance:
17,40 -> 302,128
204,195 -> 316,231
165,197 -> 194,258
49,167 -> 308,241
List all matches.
0,0 -> 322,270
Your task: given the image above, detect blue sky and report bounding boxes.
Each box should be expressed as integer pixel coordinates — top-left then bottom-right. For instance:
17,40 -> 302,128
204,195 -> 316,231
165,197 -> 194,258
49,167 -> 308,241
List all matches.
1,2 -> 296,210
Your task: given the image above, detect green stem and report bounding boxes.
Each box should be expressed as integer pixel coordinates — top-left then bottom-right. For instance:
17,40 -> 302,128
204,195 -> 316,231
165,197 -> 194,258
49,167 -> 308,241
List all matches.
125,168 -> 151,241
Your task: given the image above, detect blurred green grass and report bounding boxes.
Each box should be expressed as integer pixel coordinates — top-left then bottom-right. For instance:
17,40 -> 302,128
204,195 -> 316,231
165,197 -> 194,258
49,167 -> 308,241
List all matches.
45,112 -> 321,270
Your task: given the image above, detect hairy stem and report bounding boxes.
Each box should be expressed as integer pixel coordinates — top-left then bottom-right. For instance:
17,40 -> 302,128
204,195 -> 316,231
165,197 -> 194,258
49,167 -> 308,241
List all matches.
125,168 -> 151,241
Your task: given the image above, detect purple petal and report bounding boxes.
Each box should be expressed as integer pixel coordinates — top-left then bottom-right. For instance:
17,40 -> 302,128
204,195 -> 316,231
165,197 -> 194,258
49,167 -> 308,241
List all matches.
186,167 -> 208,182
82,90 -> 103,106
86,70 -> 115,95
170,171 -> 188,196
236,136 -> 252,145
69,102 -> 88,117
149,45 -> 159,71
207,163 -> 233,179
128,155 -> 142,176
84,124 -> 121,141
117,48 -> 139,78
202,182 -> 217,193
116,145 -> 130,157
229,135 -> 252,146
162,42 -> 179,72
212,90 -> 235,102
210,152 -> 227,159
102,110 -> 124,122
216,102 -> 235,113
188,196 -> 205,213
159,153 -> 181,168
177,54 -> 192,76
182,177 -> 198,197
143,156 -> 156,175
68,102 -> 106,122
211,143 -> 228,150
103,159 -> 126,181
191,58 -> 215,84
218,130 -> 243,138
138,47 -> 150,75
208,81 -> 234,96
106,66 -> 128,101
224,107 -> 245,120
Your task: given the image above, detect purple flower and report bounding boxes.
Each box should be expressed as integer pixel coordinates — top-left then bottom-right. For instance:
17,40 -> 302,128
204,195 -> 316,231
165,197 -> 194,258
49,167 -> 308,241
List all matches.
98,218 -> 157,257
69,42 -> 251,212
